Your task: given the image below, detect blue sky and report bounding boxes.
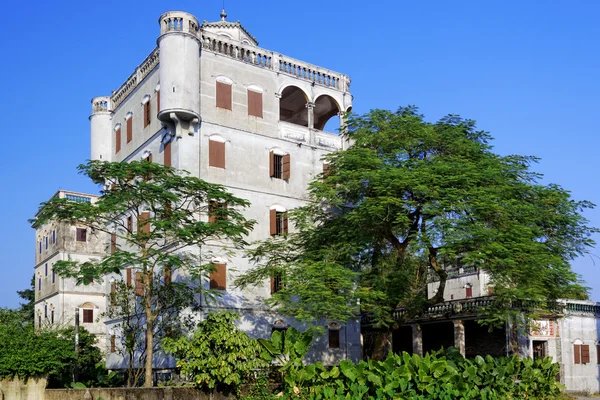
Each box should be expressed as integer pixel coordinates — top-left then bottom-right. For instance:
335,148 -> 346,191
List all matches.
1,0 -> 598,307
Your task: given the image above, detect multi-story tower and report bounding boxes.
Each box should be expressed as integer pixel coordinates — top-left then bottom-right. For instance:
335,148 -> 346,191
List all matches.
90,9 -> 359,369
32,190 -> 107,343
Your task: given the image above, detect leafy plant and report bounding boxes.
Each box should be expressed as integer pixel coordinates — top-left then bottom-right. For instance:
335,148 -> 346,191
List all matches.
163,312 -> 268,394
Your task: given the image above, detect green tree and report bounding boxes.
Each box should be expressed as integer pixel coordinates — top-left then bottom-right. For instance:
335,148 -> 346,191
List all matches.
32,160 -> 255,387
163,312 -> 269,394
237,107 -> 596,359
16,275 -> 35,323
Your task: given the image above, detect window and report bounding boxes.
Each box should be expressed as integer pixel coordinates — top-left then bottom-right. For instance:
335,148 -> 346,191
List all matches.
270,209 -> 288,236
269,151 -> 290,180
574,344 -> 590,364
110,335 -> 116,353
323,163 -> 330,179
126,116 -> 133,143
208,201 -> 227,223
44,304 -> 47,319
210,263 -> 226,290
45,236 -> 48,249
110,233 -> 117,254
135,272 -> 145,296
38,278 -> 41,291
465,287 -> 472,298
76,228 -> 87,242
45,263 -> 48,276
163,139 -> 171,167
248,89 -> 263,118
52,230 -> 56,244
127,216 -> 133,232
83,309 -> 94,324
208,139 -> 225,168
143,99 -> 151,128
144,153 -> 153,163
115,127 -> 121,153
38,241 -> 41,254
51,310 -> 54,324
271,272 -> 283,294
138,212 -> 151,234
216,81 -> 232,110
52,268 -> 55,284
38,315 -> 41,328
156,90 -> 160,113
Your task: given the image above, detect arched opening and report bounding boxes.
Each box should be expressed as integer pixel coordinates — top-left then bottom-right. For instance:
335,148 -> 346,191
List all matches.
314,95 -> 341,132
279,86 -> 308,127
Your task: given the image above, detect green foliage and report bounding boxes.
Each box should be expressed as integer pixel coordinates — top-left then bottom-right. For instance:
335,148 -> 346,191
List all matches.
163,312 -> 268,393
16,275 -> 35,324
274,349 -> 562,399
0,308 -> 100,384
258,326 -> 314,386
46,326 -> 104,388
237,107 -> 596,355
31,160 -> 255,386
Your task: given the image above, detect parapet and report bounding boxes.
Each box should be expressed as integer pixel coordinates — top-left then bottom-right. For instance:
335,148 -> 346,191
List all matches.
158,11 -> 200,37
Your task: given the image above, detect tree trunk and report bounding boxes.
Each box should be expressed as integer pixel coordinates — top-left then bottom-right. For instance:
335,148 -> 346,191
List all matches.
370,330 -> 393,361
144,279 -> 154,388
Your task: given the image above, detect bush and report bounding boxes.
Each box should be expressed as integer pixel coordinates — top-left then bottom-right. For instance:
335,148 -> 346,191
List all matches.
274,348 -> 562,399
163,312 -> 269,394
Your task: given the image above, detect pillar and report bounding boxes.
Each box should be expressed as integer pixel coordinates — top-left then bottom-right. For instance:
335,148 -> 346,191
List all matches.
411,324 -> 423,356
306,102 -> 315,129
453,320 -> 466,356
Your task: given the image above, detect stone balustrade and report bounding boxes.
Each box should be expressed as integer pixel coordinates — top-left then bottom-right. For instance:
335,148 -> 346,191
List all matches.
159,11 -> 199,36
110,29 -> 350,109
91,96 -> 111,113
111,48 -> 159,109
201,31 -> 273,69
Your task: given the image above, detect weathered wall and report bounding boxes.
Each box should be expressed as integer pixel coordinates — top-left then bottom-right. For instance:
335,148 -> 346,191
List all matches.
46,387 -> 223,400
0,377 -> 47,400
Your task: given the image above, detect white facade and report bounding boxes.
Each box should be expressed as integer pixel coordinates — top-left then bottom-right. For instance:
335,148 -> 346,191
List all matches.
33,190 -> 107,344
89,10 -> 359,369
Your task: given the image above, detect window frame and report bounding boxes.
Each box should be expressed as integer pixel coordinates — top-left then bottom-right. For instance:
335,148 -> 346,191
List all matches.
76,228 -> 87,242
82,309 -> 94,324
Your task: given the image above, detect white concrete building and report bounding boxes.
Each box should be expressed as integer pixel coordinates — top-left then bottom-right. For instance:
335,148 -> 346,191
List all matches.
421,270 -> 600,393
88,9 -> 360,370
33,190 -> 107,343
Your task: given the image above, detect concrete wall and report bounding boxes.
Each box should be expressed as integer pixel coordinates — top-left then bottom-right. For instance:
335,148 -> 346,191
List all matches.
46,387 -> 211,400
428,269 -> 491,302
0,376 -> 47,400
557,306 -> 600,393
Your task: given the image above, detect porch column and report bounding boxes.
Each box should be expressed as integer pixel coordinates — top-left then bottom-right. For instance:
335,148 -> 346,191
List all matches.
411,324 -> 423,357
453,320 -> 466,356
306,102 -> 315,129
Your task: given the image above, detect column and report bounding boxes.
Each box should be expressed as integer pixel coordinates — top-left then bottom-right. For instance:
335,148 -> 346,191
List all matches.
411,324 -> 423,356
453,320 -> 466,356
306,102 -> 315,130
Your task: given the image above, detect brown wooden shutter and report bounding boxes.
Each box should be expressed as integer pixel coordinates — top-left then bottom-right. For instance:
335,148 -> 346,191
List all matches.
270,209 -> 277,236
323,163 -> 330,178
164,140 -> 171,167
210,263 -> 226,290
270,276 -> 275,294
282,154 -> 291,180
269,151 -> 275,177
248,90 -> 263,118
110,335 -> 116,353
115,128 -> 121,153
126,268 -> 132,286
574,344 -> 581,364
582,344 -> 590,364
110,233 -> 117,254
216,82 -> 232,110
126,118 -> 133,143
83,309 -> 93,323
283,213 -> 289,234
135,272 -> 145,296
466,287 -> 473,298
157,90 -> 160,113
144,101 -> 151,128
209,140 -> 226,168
329,329 -> 340,349
164,265 -> 172,285
139,212 -> 151,234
